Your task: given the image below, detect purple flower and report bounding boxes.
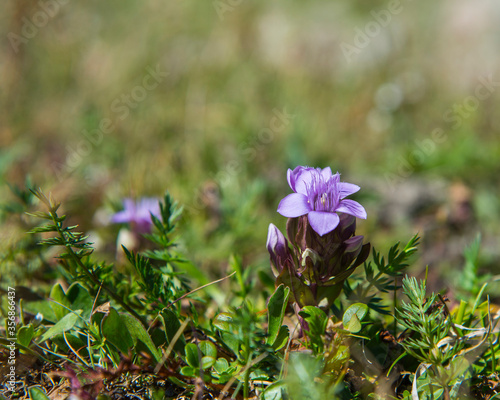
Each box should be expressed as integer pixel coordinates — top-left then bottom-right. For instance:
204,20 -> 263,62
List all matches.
111,198 -> 161,233
278,166 -> 367,236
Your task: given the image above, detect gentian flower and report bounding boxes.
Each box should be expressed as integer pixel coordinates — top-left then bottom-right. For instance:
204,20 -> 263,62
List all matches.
111,198 -> 161,233
278,166 -> 367,236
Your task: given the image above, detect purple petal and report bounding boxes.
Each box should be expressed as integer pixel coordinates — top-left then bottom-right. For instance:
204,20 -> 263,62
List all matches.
266,223 -> 280,252
294,169 -> 315,195
266,223 -> 288,266
277,193 -> 311,218
287,169 -> 296,192
110,210 -> 133,223
336,199 -> 367,219
344,235 -> 364,254
307,211 -> 340,236
320,167 -> 333,180
137,198 -> 161,219
123,198 -> 135,212
338,182 -> 360,198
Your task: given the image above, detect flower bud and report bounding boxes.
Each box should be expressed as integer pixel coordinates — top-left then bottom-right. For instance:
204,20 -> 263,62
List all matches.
267,223 -> 290,276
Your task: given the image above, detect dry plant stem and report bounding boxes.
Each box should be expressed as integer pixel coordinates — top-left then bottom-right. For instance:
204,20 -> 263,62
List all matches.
438,293 -> 462,338
154,318 -> 190,374
443,386 -> 451,400
217,353 -> 268,400
166,272 -> 236,309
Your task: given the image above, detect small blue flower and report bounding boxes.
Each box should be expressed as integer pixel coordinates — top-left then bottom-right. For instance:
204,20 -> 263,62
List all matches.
278,166 -> 366,236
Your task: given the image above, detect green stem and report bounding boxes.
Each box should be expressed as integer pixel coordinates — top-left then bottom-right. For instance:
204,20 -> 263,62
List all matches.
50,210 -> 147,327
243,352 -> 252,400
393,276 -> 397,336
360,271 -> 384,298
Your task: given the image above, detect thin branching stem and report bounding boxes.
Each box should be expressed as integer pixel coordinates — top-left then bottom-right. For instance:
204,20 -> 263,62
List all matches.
38,191 -> 147,327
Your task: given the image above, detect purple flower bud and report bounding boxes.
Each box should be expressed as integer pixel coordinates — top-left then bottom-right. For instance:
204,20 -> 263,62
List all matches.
267,223 -> 290,276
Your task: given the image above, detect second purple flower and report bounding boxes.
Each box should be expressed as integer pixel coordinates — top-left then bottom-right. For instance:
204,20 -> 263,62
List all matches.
111,198 -> 161,234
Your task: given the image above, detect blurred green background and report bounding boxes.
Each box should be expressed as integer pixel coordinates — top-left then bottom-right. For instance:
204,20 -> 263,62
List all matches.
1,0 -> 500,289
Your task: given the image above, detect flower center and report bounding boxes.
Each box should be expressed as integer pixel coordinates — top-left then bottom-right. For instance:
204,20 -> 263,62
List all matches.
306,173 -> 340,212
320,193 -> 327,207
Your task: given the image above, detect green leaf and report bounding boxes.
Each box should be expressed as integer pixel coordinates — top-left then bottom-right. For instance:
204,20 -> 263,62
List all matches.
261,381 -> 286,400
184,343 -> 216,371
298,306 -> 328,353
230,253 -> 247,297
345,313 -> 361,333
220,331 -> 239,356
460,233 -> 482,293
276,271 -> 315,307
267,284 -> 290,346
17,324 -> 34,347
343,303 -> 368,333
250,370 -> 269,380
121,313 -> 162,362
160,309 -> 186,355
180,366 -> 196,377
299,306 -> 328,337
40,312 -> 80,343
49,283 -> 71,320
201,355 -> 216,369
22,300 -> 57,323
101,308 -> 134,355
213,358 -> 229,374
449,355 -> 470,381
26,211 -> 53,220
213,312 -> 233,331
29,224 -> 59,233
185,343 -> 199,368
272,325 -> 290,351
455,299 -> 467,326
66,283 -> 93,320
199,340 -> 217,358
91,310 -> 106,329
29,387 -> 51,400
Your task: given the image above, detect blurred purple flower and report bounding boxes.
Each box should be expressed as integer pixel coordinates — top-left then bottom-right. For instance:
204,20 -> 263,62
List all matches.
111,198 -> 161,233
278,166 -> 366,236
